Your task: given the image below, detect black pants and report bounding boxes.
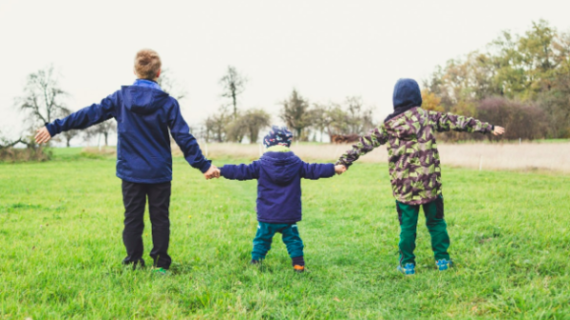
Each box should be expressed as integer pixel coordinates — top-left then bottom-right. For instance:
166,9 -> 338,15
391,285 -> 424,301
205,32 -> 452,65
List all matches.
122,180 -> 172,269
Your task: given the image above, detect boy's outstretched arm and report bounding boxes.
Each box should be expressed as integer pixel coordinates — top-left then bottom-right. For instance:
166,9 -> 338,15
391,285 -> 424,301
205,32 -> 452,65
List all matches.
35,94 -> 117,144
335,125 -> 389,170
168,101 -> 214,174
430,111 -> 505,136
220,162 -> 261,181
301,162 -> 335,180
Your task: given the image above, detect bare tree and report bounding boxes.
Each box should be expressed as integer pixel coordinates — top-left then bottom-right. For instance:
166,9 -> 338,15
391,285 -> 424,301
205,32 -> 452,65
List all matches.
84,121 -> 116,146
157,68 -> 187,101
204,106 -> 231,142
17,65 -> 68,126
219,66 -> 247,119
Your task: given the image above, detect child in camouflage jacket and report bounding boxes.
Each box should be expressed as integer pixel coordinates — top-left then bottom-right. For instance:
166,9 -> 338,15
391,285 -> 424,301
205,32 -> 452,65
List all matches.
336,78 -> 505,275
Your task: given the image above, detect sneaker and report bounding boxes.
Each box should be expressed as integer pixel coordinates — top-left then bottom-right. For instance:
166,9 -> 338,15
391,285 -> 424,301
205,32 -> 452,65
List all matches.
293,265 -> 305,273
397,263 -> 415,275
250,259 -> 261,265
152,267 -> 169,276
436,259 -> 453,271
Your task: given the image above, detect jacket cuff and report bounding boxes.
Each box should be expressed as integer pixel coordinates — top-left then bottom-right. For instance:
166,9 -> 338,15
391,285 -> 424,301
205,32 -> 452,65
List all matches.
45,123 -> 57,137
327,163 -> 336,177
198,160 -> 212,173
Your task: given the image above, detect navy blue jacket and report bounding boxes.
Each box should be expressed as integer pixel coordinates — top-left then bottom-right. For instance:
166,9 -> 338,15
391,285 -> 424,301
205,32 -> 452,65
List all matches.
46,81 -> 211,183
220,151 -> 335,224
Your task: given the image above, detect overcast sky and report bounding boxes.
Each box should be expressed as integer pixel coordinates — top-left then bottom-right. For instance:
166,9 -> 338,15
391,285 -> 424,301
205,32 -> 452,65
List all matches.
1,0 -> 569,144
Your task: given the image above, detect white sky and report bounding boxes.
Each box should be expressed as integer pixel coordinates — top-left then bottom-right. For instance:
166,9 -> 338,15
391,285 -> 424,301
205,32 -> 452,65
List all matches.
1,0 -> 569,144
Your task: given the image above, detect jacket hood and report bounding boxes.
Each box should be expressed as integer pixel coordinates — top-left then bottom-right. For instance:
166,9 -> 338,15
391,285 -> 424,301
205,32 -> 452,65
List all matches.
385,78 -> 422,123
393,78 -> 422,109
259,151 -> 301,185
121,86 -> 171,115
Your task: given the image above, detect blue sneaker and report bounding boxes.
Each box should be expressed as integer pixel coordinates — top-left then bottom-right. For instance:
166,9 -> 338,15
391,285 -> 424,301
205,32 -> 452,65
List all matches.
436,259 -> 453,271
397,263 -> 415,275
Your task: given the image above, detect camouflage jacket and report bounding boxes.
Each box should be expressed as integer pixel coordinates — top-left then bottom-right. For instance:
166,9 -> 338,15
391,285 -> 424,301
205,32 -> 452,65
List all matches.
336,107 -> 493,205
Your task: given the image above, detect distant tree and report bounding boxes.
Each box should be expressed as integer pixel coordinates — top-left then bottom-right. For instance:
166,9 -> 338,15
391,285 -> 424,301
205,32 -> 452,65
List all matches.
204,106 -> 231,143
421,89 -> 445,112
157,68 -> 187,101
84,121 -> 116,146
345,96 -> 375,135
241,109 -> 271,144
310,103 -> 331,142
17,65 -> 68,127
280,89 -> 312,140
325,103 -> 349,138
55,108 -> 80,147
425,19 -> 570,138
219,66 -> 247,119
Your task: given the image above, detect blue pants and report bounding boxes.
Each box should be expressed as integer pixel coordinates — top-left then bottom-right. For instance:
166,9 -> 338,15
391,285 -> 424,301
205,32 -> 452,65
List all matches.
252,222 -> 304,261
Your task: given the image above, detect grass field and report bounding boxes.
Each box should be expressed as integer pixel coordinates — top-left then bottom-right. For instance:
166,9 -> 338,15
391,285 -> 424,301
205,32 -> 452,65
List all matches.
1,148 -> 569,319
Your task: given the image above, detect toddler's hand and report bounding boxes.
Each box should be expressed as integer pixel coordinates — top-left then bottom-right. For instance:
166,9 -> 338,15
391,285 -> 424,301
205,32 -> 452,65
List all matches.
335,165 -> 347,175
492,126 -> 505,136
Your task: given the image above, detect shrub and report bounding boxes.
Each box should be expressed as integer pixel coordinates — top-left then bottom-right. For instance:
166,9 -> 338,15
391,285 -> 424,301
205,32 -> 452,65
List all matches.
477,97 -> 548,141
0,145 -> 51,162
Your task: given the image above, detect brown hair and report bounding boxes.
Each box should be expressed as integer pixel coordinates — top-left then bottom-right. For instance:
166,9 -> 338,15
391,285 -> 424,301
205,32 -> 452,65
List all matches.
134,49 -> 161,80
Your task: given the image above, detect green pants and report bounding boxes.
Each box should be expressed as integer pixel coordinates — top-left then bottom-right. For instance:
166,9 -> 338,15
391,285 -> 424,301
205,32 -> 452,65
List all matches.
396,195 -> 450,266
252,222 -> 304,261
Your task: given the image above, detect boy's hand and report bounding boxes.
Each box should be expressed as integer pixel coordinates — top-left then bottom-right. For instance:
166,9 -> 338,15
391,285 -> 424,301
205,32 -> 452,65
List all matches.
492,126 -> 505,136
204,165 -> 221,180
335,165 -> 347,175
35,127 -> 52,144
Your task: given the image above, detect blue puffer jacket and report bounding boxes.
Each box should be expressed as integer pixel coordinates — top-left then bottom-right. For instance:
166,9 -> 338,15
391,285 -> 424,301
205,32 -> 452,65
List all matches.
46,79 -> 211,183
220,150 -> 335,223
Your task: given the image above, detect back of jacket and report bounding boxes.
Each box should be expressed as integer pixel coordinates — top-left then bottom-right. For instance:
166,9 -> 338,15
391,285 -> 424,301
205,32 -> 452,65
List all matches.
115,85 -> 175,183
46,80 -> 211,183
220,151 -> 335,224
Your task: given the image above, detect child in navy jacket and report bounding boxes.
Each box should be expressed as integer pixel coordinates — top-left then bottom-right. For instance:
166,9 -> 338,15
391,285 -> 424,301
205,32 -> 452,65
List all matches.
217,126 -> 343,272
35,49 -> 219,274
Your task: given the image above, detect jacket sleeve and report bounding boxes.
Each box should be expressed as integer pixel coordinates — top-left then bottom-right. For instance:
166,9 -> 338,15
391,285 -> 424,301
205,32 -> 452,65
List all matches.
220,162 -> 260,180
301,163 -> 335,180
168,100 -> 211,173
336,125 -> 389,169
45,93 -> 117,137
429,111 -> 493,133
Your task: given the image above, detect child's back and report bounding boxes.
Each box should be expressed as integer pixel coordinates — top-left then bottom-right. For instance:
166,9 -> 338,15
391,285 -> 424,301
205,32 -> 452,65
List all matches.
336,78 -> 504,275
339,79 -> 495,205
220,127 -> 336,272
46,79 -> 210,182
222,146 -> 333,223
36,49 -> 215,274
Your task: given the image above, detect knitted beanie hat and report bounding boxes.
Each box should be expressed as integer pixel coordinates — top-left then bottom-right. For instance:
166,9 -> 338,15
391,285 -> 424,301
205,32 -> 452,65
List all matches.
263,126 -> 293,148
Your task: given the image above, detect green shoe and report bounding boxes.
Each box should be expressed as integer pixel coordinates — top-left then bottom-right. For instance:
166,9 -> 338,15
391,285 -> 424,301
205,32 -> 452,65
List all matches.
152,267 -> 169,276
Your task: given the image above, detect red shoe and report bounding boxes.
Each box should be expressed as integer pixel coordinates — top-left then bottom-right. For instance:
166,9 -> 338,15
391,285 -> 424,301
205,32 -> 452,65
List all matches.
293,265 -> 305,273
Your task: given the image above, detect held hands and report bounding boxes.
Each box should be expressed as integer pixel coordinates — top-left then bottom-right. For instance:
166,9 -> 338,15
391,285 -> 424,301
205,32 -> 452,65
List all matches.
492,126 -> 505,136
335,165 -> 347,175
204,165 -> 221,180
35,127 -> 52,144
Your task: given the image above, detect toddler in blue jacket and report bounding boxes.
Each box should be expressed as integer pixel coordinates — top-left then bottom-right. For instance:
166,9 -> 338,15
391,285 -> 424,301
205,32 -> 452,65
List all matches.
214,126 -> 344,272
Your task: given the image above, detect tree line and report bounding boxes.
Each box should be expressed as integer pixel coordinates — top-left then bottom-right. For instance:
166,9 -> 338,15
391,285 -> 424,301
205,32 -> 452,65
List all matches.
202,67 -> 375,144
424,20 -> 570,140
4,18 -> 569,156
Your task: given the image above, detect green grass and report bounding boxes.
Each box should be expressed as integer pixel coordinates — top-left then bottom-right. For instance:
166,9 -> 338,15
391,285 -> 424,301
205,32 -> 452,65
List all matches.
1,148 -> 569,319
